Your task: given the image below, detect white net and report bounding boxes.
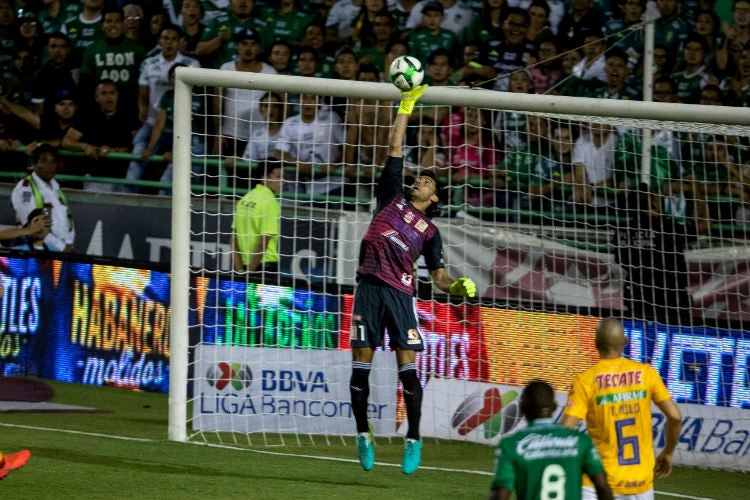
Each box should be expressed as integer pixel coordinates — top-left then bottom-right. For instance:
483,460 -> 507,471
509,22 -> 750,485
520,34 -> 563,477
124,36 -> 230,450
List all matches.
169,71 -> 750,470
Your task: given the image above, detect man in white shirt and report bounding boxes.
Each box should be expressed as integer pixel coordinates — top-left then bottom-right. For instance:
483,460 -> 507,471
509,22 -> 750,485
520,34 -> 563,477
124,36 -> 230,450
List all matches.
11,145 -> 75,252
572,122 -> 617,209
241,91 -> 285,162
125,24 -> 199,192
572,32 -> 607,83
275,93 -> 344,201
214,26 -> 277,159
325,0 -> 363,43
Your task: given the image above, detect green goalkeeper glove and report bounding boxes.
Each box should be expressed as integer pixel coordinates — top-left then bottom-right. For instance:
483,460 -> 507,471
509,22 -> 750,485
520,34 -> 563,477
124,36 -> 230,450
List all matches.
397,84 -> 428,115
449,277 -> 476,298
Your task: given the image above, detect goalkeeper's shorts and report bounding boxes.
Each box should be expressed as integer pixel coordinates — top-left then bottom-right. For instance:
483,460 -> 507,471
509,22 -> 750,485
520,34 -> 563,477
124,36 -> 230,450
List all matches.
350,279 -> 423,351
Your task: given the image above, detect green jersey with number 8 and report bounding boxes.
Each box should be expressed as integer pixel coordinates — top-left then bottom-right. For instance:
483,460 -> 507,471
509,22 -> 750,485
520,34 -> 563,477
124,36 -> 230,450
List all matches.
491,418 -> 605,500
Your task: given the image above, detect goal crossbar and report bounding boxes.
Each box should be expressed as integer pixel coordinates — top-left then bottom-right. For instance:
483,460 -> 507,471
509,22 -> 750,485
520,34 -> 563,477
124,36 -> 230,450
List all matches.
174,67 -> 750,126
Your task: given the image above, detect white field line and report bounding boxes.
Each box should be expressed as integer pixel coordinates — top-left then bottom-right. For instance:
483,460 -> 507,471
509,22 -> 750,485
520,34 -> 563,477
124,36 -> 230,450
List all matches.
0,422 -> 719,499
656,493 -> 718,500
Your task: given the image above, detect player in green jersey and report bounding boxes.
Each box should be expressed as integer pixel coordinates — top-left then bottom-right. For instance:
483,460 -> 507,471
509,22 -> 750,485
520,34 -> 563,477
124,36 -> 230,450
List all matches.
488,380 -> 613,500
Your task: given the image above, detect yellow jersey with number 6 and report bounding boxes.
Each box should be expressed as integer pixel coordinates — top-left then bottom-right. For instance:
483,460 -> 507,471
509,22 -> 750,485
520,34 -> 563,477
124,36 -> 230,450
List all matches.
563,357 -> 673,495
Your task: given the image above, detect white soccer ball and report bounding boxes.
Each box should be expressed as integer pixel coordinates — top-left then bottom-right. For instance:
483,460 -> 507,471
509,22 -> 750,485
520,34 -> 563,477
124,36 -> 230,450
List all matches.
389,55 -> 425,91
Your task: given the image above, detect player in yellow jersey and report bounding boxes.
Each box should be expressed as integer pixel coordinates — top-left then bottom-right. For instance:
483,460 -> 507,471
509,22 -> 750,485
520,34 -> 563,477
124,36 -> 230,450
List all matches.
560,317 -> 682,500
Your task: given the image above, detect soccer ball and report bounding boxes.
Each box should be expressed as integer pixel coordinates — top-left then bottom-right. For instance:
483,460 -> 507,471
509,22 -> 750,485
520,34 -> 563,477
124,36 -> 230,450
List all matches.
389,55 -> 425,91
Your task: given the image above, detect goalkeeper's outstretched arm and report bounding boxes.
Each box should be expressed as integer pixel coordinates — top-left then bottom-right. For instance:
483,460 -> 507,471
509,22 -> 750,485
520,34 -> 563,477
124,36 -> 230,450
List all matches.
388,85 -> 428,158
388,112 -> 409,158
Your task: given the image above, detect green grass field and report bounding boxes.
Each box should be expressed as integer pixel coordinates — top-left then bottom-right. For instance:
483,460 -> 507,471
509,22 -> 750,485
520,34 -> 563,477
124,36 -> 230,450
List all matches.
0,381 -> 747,499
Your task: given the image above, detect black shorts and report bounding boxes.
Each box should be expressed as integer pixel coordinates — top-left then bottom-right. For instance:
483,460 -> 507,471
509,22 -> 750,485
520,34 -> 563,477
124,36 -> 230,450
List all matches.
350,278 -> 424,351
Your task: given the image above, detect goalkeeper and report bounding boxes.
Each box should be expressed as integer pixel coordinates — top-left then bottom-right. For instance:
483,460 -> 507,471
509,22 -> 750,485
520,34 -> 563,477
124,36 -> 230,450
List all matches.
349,84 -> 477,475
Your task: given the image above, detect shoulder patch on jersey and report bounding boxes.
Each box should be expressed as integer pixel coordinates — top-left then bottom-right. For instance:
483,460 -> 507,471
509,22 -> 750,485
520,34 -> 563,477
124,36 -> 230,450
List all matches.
415,219 -> 428,232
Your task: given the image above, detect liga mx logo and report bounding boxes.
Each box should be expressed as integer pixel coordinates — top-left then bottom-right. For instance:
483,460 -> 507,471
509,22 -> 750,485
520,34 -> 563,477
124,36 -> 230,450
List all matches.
451,388 -> 521,439
206,362 -> 253,391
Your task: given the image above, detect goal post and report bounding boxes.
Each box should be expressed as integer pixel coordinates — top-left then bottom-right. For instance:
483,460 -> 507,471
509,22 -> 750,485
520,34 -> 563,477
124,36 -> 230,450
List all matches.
169,68 -> 750,473
169,73 -> 193,442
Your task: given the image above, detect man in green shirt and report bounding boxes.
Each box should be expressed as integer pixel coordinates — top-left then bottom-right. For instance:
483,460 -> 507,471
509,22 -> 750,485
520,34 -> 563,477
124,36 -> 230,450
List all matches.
61,0 -> 104,68
231,159 -> 283,273
488,380 -> 613,500
80,6 -> 147,112
258,0 -> 314,48
195,0 -> 267,68
407,1 -> 459,66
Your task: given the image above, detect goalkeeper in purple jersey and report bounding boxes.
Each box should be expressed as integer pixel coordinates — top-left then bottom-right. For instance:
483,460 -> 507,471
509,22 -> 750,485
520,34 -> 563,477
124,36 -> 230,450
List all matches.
350,84 -> 477,475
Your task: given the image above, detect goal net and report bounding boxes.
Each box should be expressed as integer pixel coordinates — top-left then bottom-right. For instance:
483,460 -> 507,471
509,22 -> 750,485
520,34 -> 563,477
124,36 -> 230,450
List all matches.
169,68 -> 750,471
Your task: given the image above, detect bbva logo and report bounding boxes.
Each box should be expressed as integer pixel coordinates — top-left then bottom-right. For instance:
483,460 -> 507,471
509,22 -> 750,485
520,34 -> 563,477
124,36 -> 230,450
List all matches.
206,362 -> 253,391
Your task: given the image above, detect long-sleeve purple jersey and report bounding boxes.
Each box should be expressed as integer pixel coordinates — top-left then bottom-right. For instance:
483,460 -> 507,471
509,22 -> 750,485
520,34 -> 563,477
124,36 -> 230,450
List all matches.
356,156 -> 445,295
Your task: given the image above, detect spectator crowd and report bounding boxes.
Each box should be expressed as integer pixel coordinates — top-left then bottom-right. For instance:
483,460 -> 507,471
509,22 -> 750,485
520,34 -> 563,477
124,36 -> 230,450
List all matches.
1,0 -> 750,252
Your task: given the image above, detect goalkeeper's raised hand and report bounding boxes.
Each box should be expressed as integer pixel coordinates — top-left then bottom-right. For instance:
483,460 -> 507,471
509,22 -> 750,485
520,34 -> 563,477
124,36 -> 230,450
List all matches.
397,84 -> 428,116
449,277 -> 476,298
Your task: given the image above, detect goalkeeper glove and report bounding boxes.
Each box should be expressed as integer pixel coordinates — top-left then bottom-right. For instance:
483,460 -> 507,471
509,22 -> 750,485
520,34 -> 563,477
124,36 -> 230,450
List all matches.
397,84 -> 428,115
450,277 -> 476,298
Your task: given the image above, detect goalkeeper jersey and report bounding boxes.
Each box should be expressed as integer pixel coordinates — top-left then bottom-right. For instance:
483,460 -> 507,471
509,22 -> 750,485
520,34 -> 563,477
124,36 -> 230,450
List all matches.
563,357 -> 673,495
356,156 -> 444,296
491,418 -> 604,500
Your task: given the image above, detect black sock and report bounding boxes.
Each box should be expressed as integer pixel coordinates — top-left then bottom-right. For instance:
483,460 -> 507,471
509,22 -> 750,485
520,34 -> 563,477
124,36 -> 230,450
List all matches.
399,363 -> 422,441
350,362 -> 371,434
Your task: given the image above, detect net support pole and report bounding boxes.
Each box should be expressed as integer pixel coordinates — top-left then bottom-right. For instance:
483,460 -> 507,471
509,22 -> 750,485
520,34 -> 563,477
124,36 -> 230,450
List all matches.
640,17 -> 655,188
168,68 -> 193,442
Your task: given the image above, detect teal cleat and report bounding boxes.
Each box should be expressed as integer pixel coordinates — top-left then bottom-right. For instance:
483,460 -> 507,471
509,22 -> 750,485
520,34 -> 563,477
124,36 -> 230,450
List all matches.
401,438 -> 422,475
356,428 -> 374,471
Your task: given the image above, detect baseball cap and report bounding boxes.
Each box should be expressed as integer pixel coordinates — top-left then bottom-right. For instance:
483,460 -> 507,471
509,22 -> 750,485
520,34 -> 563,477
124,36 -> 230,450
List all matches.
234,27 -> 261,43
53,88 -> 75,104
422,1 -> 444,14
